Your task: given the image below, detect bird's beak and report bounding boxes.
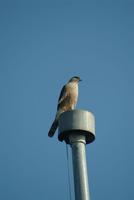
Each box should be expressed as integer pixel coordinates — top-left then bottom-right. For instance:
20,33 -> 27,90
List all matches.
79,79 -> 82,82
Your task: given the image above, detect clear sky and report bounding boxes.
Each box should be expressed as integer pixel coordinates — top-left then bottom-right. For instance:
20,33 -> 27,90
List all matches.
0,0 -> 134,200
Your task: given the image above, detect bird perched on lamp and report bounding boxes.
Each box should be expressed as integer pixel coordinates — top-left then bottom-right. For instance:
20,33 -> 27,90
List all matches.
48,76 -> 82,137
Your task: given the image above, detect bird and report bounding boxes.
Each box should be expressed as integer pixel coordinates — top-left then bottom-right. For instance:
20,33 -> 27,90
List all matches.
48,76 -> 82,137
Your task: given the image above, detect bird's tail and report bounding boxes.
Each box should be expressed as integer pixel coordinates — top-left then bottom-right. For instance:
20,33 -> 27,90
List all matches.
48,119 -> 58,137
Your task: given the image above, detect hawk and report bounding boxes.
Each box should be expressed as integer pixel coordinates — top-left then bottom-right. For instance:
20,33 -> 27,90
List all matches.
48,76 -> 81,137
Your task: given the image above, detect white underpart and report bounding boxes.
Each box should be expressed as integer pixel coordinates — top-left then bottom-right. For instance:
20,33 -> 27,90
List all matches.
67,81 -> 78,109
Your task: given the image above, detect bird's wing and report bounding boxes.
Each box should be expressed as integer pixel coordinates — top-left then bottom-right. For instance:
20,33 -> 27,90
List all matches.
57,85 -> 68,110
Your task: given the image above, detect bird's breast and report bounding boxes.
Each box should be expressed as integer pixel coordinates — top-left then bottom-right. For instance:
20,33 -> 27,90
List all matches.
67,82 -> 78,106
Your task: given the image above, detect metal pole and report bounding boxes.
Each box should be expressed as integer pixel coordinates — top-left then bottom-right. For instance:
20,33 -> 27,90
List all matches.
69,134 -> 90,200
58,110 -> 95,200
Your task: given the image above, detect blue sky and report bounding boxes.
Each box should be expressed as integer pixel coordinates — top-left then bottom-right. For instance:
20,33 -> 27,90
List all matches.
0,0 -> 134,200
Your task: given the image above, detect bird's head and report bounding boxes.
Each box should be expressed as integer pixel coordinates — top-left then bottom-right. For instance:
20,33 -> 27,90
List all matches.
69,76 -> 82,83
